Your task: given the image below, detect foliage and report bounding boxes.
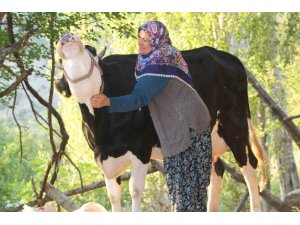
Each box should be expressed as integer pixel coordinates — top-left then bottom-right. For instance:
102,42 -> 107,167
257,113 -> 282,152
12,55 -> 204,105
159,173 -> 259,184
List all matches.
0,116 -> 50,209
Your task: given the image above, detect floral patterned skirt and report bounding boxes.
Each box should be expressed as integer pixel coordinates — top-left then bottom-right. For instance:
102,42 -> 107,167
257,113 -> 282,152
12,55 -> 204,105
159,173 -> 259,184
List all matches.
163,126 -> 212,212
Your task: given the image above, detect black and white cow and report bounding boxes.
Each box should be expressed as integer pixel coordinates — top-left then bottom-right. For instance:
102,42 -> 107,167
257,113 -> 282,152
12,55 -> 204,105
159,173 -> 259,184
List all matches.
56,33 -> 266,211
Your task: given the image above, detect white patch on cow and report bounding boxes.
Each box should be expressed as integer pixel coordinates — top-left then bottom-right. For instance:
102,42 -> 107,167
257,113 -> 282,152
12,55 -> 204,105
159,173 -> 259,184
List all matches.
100,152 -> 136,179
211,120 -> 228,163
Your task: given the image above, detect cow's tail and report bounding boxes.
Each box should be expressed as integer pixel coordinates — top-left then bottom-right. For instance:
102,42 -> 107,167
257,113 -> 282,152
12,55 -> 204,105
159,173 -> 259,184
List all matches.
248,118 -> 267,191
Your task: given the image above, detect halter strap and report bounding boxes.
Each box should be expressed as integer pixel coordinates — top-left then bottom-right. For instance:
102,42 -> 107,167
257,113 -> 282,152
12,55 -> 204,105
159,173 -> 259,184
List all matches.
63,51 -> 102,84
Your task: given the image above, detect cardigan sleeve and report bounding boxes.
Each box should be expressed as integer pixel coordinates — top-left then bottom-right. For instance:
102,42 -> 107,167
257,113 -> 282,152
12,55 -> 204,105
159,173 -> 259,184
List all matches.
109,76 -> 170,113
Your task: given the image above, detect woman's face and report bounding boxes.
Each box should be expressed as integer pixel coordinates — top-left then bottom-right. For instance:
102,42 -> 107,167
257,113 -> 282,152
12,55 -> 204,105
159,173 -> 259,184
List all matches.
138,30 -> 152,55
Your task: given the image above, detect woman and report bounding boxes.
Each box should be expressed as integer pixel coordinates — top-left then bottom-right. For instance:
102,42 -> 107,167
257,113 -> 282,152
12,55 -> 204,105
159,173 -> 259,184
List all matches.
91,21 -> 212,212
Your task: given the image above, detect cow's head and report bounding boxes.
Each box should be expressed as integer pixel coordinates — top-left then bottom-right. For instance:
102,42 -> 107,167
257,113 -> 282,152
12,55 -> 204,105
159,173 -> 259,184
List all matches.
56,32 -> 84,60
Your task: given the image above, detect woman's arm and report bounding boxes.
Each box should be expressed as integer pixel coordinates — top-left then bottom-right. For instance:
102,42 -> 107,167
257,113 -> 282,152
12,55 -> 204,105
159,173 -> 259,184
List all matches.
91,76 -> 170,113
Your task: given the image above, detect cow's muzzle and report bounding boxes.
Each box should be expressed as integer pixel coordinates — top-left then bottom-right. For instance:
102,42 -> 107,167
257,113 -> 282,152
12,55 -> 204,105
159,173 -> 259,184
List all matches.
60,32 -> 76,46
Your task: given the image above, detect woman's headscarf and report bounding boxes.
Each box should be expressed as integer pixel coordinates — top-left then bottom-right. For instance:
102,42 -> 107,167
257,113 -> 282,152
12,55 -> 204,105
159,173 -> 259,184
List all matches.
135,21 -> 193,87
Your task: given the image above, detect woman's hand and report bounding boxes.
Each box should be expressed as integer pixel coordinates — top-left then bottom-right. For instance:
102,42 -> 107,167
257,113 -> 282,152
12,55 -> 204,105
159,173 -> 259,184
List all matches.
91,94 -> 110,108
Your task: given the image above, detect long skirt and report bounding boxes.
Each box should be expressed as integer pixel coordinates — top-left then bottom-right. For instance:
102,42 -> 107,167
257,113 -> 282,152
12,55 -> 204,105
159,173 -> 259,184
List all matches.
163,126 -> 212,212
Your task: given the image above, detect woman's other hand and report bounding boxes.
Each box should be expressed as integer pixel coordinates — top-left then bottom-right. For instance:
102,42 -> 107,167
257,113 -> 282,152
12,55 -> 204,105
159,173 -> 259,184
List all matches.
91,94 -> 110,108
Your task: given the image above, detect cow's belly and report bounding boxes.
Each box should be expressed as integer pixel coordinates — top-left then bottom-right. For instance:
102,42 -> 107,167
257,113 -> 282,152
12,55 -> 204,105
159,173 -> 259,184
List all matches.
149,126 -> 228,164
100,151 -> 141,179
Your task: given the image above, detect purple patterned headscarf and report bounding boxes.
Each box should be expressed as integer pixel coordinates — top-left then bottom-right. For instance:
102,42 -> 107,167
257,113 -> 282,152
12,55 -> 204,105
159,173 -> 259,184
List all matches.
135,21 -> 193,87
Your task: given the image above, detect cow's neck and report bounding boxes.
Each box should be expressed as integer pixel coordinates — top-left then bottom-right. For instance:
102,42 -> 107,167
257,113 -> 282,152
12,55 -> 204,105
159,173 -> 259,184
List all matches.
63,51 -> 91,80
63,50 -> 103,116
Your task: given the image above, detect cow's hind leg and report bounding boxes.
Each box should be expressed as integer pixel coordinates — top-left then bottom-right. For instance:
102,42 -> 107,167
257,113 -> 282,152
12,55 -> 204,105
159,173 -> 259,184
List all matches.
208,122 -> 228,211
240,163 -> 261,211
105,176 -> 122,212
129,158 -> 148,212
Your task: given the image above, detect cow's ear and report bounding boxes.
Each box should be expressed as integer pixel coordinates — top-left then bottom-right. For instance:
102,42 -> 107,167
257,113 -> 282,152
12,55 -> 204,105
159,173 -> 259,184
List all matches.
56,41 -> 65,59
78,39 -> 85,53
85,45 -> 97,56
55,77 -> 72,98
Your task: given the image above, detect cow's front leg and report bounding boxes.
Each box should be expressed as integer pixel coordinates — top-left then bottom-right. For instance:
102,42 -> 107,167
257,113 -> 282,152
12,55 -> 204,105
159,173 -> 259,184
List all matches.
104,176 -> 122,212
240,163 -> 261,212
129,160 -> 148,212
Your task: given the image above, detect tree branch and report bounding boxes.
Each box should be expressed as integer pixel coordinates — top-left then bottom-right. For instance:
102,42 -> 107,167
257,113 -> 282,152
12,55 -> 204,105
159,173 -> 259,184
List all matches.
22,81 -> 72,141
36,14 -> 60,197
0,69 -> 33,98
44,183 -> 80,212
1,20 -> 36,62
283,189 -> 300,208
38,156 -> 57,201
21,82 -> 48,130
47,14 -> 59,189
48,13 -> 66,188
150,159 -> 165,175
260,189 -> 292,212
12,90 -> 24,162
234,189 -> 249,212
62,152 -> 84,193
221,159 -> 245,184
284,114 -> 300,121
31,178 -> 39,199
23,80 -> 69,147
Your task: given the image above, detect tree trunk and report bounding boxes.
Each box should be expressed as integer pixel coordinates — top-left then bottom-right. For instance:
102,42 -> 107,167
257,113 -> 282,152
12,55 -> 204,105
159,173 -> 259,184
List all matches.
272,61 -> 300,198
